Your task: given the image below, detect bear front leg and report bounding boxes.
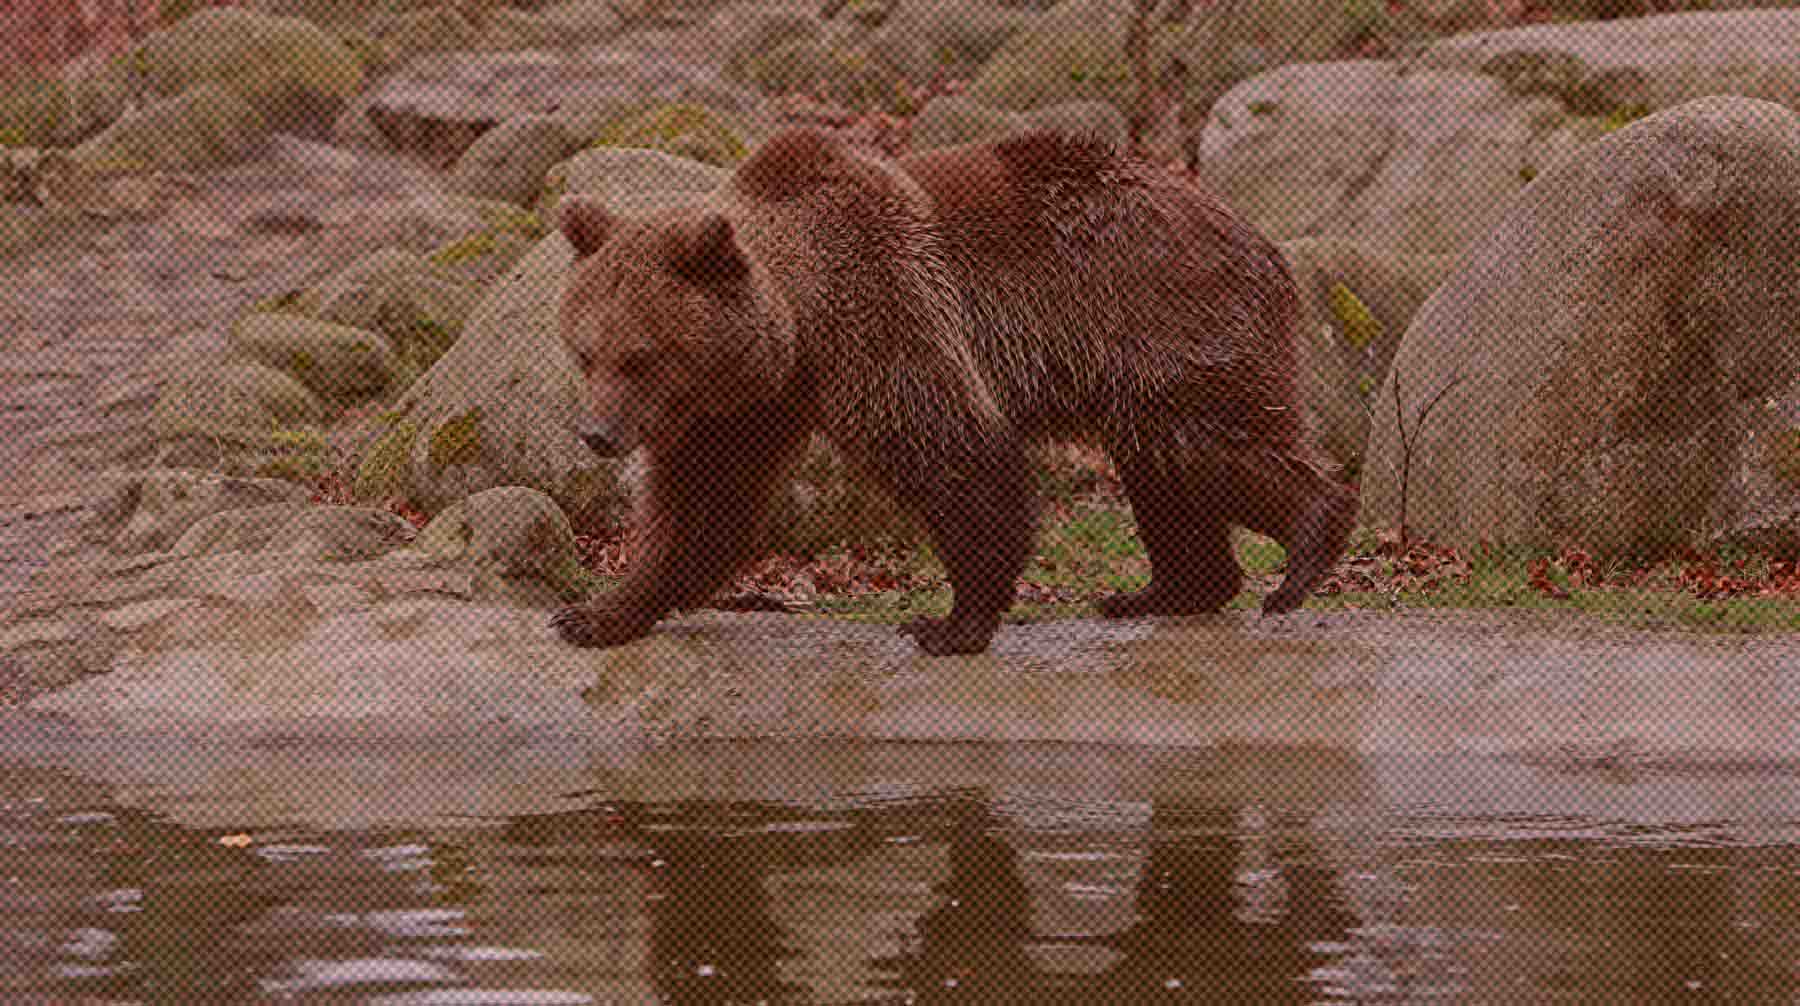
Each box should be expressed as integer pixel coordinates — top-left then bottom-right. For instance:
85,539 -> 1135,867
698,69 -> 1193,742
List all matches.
890,442 -> 1038,656
554,411 -> 805,648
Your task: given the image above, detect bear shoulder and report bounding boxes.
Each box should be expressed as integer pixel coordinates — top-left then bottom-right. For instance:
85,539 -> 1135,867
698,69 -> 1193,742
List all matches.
730,128 -> 928,213
900,129 -> 1138,216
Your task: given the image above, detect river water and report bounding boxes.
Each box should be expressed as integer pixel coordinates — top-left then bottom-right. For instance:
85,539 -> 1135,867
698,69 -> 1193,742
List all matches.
2,734 -> 1798,1005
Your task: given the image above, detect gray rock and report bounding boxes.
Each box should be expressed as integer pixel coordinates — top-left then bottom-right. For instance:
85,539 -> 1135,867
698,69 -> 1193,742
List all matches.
172,503 -> 313,556
230,314 -> 396,401
352,150 -> 725,525
1420,8 -> 1800,116
264,507 -> 418,560
364,46 -> 707,163
1360,97 -> 1800,559
72,85 -> 269,172
109,470 -> 313,556
447,115 -> 581,206
543,146 -> 728,212
413,486 -> 580,588
370,6 -> 482,63
867,0 -> 1037,85
909,96 -> 1020,151
1281,238 -> 1456,476
1200,61 -> 1593,259
151,361 -> 325,454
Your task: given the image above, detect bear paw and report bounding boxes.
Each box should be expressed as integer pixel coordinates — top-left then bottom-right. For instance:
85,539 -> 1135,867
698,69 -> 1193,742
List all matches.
552,605 -> 654,648
1096,579 -> 1240,619
897,614 -> 999,656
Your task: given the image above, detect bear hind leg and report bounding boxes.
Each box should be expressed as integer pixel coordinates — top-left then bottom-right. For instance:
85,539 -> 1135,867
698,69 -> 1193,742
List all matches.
1224,446 -> 1357,616
1098,451 -> 1243,619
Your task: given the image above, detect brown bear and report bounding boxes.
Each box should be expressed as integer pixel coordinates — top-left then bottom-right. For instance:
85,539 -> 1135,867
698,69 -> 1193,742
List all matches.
552,127 -> 1356,655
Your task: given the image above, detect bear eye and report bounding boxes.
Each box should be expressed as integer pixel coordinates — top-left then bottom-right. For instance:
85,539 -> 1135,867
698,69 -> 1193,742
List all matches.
617,351 -> 654,380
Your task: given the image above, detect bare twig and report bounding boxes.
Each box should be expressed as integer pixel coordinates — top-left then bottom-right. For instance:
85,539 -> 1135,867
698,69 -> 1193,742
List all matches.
1388,368 -> 1465,551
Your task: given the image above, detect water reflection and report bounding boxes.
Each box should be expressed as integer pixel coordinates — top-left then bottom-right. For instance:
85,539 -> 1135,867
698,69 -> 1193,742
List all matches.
3,746 -> 1800,1005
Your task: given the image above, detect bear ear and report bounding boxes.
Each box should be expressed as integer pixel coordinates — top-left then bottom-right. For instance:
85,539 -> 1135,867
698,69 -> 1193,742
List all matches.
558,197 -> 615,259
669,212 -> 749,284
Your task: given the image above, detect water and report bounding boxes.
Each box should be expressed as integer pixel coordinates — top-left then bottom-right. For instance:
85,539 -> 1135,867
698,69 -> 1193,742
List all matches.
1,736 -> 1797,1005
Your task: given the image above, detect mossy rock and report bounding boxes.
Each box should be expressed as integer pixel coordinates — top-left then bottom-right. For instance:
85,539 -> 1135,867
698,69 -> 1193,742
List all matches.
152,361 -> 326,448
448,115 -> 580,206
72,84 -> 268,172
0,76 -> 67,149
910,96 -> 1021,151
589,103 -> 749,168
230,314 -> 396,402
744,40 -> 904,112
354,416 -> 421,501
867,1 -> 1038,85
369,7 -> 482,63
132,6 -> 364,129
286,247 -> 479,344
541,147 -> 728,217
966,0 -> 1146,112
718,7 -> 825,85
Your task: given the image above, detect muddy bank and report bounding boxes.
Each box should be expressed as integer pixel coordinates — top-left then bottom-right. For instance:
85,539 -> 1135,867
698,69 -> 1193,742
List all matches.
8,607 -> 1797,768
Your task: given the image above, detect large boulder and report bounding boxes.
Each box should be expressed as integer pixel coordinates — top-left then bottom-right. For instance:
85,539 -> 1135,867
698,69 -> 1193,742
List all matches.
352,150 -> 729,526
71,85 -> 269,173
129,7 -> 364,132
968,0 -> 1373,115
541,145 -> 731,214
866,0 -> 1038,85
1200,61 -> 1600,258
1419,9 -> 1800,117
585,102 -> 749,167
1360,97 -> 1800,560
362,47 -> 710,164
1281,238 -> 1455,478
151,361 -> 326,461
716,5 -> 826,85
447,115 -> 582,205
229,314 -> 395,403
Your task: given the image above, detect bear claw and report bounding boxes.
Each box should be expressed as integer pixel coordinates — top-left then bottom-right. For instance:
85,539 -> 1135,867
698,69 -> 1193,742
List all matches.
897,615 -> 998,656
552,605 -> 652,648
1095,580 -> 1240,619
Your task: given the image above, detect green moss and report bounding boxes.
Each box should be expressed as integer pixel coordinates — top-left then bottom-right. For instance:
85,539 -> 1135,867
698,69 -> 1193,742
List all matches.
0,76 -> 67,147
544,553 -> 602,603
1357,375 -> 1377,399
1600,102 -> 1650,132
428,407 -> 484,469
431,232 -> 497,267
354,417 -> 418,500
258,425 -> 331,483
1247,99 -> 1282,118
591,102 -> 747,166
252,289 -> 307,314
1327,282 -> 1382,351
389,319 -> 457,395
1518,163 -> 1538,183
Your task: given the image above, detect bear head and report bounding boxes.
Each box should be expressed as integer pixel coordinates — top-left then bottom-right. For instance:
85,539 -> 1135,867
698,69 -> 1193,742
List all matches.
555,195 -> 796,458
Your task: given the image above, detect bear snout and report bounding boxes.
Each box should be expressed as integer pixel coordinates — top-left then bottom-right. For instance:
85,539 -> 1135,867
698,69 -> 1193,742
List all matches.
578,418 -> 625,457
